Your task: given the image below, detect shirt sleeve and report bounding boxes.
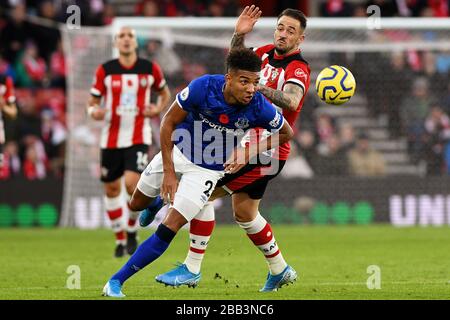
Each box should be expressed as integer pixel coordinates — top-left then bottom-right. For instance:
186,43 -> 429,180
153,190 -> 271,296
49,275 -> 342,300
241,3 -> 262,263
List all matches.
283,61 -> 310,94
175,75 -> 208,112
4,76 -> 16,104
151,61 -> 167,91
90,64 -> 106,98
256,96 -> 285,133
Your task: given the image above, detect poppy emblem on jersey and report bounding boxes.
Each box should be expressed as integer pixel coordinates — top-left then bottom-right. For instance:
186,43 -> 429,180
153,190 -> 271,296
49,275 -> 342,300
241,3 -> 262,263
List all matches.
235,117 -> 249,129
180,87 -> 189,101
140,78 -> 147,87
294,68 -> 307,82
270,69 -> 279,82
219,114 -> 229,124
127,80 -> 133,87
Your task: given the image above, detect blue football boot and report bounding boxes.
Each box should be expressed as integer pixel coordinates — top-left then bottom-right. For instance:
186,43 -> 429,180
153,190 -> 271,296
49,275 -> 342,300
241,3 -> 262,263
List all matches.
259,265 -> 297,292
102,279 -> 125,298
155,263 -> 201,288
139,195 -> 164,227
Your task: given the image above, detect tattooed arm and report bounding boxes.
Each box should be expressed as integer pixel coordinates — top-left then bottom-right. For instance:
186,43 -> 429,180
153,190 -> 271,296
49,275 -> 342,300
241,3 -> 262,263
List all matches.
256,83 -> 304,112
230,5 -> 262,50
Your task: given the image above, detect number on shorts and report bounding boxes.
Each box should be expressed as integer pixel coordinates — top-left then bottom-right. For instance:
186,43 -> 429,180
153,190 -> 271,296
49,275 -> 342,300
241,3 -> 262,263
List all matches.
203,180 -> 214,197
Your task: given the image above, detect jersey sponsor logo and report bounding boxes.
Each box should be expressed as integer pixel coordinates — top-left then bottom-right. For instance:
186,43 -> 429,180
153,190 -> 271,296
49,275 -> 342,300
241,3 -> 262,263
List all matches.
180,87 -> 189,101
198,114 -> 245,136
269,112 -> 281,128
294,68 -> 308,82
235,117 -> 249,129
117,93 -> 138,116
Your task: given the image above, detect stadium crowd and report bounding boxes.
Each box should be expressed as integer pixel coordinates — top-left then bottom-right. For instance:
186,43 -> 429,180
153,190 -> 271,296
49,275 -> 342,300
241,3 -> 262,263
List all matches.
1,0 -> 450,181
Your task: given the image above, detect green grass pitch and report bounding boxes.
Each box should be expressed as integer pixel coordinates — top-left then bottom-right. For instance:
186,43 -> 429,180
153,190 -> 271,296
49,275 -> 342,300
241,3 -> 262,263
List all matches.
0,225 -> 449,300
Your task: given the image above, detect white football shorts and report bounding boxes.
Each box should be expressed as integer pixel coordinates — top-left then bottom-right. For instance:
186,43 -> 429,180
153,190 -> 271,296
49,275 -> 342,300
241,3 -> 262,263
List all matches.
137,146 -> 224,222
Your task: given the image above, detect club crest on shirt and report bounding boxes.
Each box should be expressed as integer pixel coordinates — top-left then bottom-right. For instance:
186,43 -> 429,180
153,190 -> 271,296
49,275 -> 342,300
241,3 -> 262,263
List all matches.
140,78 -> 148,87
235,117 -> 249,129
270,68 -> 279,82
180,87 -> 189,101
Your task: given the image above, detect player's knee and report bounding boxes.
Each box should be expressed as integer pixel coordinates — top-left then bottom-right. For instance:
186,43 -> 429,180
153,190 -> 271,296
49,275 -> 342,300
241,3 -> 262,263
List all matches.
233,209 -> 257,223
105,184 -> 121,198
162,209 -> 188,232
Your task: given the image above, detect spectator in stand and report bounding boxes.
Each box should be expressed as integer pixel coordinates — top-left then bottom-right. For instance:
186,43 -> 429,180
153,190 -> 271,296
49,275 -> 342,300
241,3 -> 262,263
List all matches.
140,0 -> 160,16
49,40 -> 66,88
348,133 -> 386,177
0,141 -> 21,179
315,135 -> 348,176
423,105 -> 450,174
338,122 -> 356,153
22,136 -> 47,180
442,82 -> 450,115
385,51 -> 414,137
40,108 -> 66,177
419,51 -> 447,102
102,3 -> 116,25
315,113 -> 336,147
15,41 -> 47,87
0,54 -> 16,81
400,77 -> 435,162
295,128 -> 318,173
33,0 -> 61,61
0,3 -> 30,63
320,0 -> 354,17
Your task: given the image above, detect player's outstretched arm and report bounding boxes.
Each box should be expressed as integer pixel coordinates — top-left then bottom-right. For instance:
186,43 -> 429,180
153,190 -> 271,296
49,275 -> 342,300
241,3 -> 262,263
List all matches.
230,5 -> 262,50
159,101 -> 188,204
256,83 -> 304,112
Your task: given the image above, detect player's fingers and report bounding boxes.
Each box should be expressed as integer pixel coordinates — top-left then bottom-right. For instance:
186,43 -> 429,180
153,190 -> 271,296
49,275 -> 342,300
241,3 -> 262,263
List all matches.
241,5 -> 249,15
247,4 -> 255,15
250,6 -> 259,17
255,10 -> 262,20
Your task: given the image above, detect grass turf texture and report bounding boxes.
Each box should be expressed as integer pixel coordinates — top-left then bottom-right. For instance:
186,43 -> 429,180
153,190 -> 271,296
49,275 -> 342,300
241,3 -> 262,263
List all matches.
0,225 -> 449,300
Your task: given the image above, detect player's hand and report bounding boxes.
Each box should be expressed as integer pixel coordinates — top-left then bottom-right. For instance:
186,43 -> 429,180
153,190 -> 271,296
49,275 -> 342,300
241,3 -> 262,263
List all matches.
235,5 -> 262,35
142,104 -> 161,118
224,147 -> 250,174
89,106 -> 106,121
161,171 -> 178,205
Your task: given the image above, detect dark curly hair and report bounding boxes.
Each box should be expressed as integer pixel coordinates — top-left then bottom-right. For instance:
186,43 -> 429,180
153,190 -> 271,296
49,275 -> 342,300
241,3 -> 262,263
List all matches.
226,48 -> 261,73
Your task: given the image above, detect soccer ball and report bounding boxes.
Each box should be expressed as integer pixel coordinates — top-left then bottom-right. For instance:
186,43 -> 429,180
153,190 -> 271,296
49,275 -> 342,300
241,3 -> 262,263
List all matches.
315,65 -> 356,105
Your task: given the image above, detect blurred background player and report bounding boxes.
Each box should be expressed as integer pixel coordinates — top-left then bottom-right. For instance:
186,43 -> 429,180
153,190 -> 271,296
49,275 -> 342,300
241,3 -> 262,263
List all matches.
0,74 -> 17,170
87,26 -> 171,257
102,48 -> 294,297
150,6 -> 310,292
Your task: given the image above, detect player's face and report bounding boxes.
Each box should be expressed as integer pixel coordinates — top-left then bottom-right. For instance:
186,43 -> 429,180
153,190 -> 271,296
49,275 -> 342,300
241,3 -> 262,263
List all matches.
115,27 -> 138,56
274,15 -> 305,55
226,70 -> 260,105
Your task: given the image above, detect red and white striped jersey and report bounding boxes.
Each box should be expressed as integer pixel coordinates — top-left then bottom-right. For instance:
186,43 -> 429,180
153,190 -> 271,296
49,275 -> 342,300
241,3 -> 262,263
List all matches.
0,75 -> 16,144
90,58 -> 167,149
254,44 -> 311,160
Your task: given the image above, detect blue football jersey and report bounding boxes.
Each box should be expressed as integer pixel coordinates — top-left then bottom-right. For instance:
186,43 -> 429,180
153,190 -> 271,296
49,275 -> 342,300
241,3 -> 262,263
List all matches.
174,74 -> 285,171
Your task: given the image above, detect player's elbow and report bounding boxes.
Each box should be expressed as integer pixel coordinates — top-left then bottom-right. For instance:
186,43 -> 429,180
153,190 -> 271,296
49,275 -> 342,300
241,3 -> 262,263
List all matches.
280,122 -> 294,143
